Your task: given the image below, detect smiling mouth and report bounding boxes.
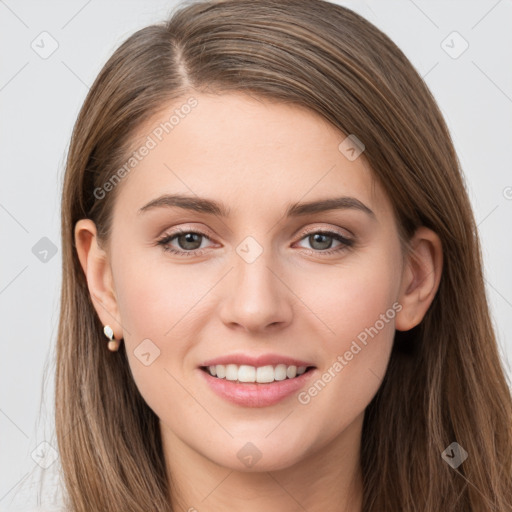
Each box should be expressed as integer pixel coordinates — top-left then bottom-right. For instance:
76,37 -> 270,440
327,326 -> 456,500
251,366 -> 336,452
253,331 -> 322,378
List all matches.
200,364 -> 316,384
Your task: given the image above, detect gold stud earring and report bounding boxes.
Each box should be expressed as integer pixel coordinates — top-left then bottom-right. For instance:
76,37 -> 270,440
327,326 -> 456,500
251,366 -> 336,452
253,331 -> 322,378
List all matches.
104,325 -> 120,352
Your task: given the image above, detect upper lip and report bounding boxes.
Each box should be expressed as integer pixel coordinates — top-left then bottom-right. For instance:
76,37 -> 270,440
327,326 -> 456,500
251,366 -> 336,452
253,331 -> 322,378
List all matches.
200,354 -> 315,368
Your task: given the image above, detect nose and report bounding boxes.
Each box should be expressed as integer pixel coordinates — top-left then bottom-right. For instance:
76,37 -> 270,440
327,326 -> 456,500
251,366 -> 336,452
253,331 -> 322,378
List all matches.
218,247 -> 294,334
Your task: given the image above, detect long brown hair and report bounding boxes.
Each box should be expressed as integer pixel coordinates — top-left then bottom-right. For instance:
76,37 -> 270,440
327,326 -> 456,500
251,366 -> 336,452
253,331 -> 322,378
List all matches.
56,0 -> 512,510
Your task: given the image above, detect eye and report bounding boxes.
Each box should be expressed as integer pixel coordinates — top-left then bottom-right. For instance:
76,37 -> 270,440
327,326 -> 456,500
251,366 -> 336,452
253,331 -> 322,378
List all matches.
156,228 -> 214,257
294,228 -> 354,256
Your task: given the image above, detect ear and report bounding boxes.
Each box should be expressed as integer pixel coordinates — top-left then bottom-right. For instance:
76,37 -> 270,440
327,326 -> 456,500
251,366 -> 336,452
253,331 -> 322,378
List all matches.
395,226 -> 443,331
74,219 -> 123,340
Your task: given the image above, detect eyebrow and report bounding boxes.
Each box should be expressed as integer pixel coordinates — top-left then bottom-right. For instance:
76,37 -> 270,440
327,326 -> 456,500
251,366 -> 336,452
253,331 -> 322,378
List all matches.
137,194 -> 375,219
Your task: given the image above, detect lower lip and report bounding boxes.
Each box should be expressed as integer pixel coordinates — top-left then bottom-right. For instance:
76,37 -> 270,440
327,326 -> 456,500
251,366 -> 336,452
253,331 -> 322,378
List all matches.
198,367 -> 316,407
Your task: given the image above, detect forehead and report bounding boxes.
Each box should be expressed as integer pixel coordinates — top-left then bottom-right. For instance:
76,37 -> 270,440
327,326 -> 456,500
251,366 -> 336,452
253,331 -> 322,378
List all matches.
112,92 -> 391,221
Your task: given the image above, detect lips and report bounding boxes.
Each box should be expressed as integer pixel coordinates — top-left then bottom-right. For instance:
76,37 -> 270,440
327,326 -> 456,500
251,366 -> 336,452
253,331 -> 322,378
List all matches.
199,365 -> 317,407
197,353 -> 317,407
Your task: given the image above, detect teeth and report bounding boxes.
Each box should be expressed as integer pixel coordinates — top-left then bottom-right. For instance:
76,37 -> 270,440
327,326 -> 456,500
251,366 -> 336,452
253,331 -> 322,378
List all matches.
226,364 -> 238,381
286,366 -> 297,378
274,364 -> 287,381
205,363 -> 310,383
257,365 -> 275,383
238,365 -> 256,382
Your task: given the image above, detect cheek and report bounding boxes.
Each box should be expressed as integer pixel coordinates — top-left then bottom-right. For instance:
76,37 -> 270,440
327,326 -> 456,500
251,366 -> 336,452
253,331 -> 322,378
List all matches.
302,245 -> 401,351
110,249 -> 228,417
295,245 -> 401,431
113,248 -> 198,337
294,298 -> 397,453
110,252 -> 191,399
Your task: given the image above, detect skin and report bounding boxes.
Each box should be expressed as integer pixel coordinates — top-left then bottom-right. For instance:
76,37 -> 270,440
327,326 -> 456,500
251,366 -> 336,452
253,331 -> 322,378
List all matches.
75,92 -> 442,512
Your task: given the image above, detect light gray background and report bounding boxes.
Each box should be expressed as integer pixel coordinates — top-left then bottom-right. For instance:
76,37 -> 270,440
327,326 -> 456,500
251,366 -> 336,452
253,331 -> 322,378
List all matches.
1,0 -> 511,510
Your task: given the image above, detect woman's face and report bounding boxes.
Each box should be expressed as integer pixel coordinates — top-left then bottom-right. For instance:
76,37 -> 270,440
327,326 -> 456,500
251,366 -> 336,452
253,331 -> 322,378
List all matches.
93,92 -> 407,471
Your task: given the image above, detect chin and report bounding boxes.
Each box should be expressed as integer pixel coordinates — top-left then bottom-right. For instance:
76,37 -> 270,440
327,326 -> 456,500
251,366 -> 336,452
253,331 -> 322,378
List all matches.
205,436 -> 310,473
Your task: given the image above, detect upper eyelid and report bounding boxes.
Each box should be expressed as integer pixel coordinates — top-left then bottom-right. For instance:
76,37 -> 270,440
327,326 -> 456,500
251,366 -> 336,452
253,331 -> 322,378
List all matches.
298,224 -> 353,238
159,223 -> 351,235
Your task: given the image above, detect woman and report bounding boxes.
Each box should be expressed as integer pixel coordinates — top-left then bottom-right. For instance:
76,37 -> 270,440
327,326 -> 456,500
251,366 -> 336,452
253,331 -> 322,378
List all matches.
56,0 -> 512,510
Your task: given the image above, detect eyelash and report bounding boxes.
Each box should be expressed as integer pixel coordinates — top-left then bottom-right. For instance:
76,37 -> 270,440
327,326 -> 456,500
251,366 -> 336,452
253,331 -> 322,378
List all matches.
156,226 -> 354,257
